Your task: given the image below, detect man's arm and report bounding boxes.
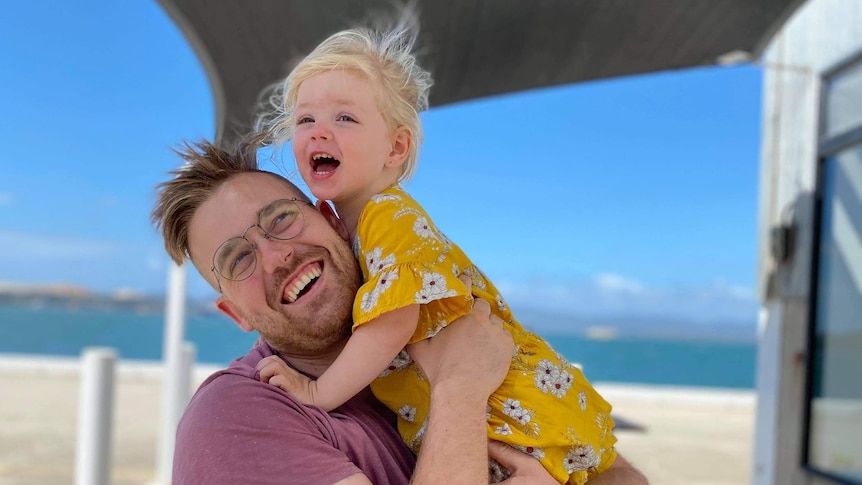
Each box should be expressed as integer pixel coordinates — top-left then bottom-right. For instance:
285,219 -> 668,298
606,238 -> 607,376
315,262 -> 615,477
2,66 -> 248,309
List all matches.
330,299 -> 515,485
407,298 -> 511,483
406,296 -> 574,485
588,454 -> 649,485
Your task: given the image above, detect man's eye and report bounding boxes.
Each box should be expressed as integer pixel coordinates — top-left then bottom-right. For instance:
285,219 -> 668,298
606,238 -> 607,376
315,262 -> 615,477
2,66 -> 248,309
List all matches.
229,250 -> 254,278
269,211 -> 297,236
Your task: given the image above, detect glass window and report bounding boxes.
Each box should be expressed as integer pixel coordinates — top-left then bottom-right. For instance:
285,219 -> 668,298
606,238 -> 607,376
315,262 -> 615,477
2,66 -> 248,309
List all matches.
823,60 -> 862,139
807,143 -> 862,482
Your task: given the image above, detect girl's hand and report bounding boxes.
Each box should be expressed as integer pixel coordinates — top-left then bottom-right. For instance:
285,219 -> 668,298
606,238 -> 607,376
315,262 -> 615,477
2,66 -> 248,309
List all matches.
256,355 -> 319,406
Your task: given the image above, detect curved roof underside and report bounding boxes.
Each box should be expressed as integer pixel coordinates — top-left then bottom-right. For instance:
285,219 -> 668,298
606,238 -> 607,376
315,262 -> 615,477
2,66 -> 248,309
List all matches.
158,0 -> 804,145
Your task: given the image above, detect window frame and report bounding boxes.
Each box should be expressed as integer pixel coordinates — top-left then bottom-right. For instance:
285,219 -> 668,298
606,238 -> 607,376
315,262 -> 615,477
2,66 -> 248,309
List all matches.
802,48 -> 862,485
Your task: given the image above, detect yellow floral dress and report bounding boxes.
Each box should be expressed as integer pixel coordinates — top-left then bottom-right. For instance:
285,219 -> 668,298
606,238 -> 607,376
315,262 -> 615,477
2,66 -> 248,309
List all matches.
353,186 -> 617,484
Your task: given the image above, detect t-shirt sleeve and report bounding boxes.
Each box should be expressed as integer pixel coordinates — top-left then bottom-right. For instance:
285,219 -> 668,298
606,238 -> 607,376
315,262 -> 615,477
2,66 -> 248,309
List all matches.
353,192 -> 473,343
172,374 -> 362,485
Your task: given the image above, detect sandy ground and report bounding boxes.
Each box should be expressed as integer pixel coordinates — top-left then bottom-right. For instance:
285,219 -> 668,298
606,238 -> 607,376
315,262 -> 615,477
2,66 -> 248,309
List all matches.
0,355 -> 755,485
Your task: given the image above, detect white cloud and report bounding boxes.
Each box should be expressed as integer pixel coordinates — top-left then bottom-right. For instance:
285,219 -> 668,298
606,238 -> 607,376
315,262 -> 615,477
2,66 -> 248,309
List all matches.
496,273 -> 759,326
0,230 -> 122,261
0,192 -> 15,206
593,272 -> 644,293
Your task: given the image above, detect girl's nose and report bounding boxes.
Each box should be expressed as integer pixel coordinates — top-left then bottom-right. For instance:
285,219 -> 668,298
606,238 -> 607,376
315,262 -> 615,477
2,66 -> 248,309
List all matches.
310,122 -> 332,141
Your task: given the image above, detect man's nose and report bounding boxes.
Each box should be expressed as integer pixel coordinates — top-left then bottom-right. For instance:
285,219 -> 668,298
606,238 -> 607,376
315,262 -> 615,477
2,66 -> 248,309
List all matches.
255,234 -> 295,275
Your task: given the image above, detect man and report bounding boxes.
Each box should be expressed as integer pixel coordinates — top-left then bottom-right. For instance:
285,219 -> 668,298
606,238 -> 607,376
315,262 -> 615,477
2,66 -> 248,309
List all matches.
152,137 -> 648,484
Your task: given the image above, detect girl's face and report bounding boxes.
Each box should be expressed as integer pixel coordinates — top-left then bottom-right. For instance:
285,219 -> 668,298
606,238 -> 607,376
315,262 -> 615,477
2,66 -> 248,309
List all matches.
292,69 -> 407,209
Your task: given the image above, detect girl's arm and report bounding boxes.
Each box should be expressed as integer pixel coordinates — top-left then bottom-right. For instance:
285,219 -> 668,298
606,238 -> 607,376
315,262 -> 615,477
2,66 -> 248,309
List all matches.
257,304 -> 419,411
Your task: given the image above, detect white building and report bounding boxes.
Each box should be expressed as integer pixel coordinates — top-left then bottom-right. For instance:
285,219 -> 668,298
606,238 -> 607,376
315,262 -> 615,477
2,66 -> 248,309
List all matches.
753,0 -> 862,483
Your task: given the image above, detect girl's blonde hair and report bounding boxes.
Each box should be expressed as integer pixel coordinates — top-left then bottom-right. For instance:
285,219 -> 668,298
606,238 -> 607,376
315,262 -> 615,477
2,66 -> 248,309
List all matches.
259,16 -> 433,184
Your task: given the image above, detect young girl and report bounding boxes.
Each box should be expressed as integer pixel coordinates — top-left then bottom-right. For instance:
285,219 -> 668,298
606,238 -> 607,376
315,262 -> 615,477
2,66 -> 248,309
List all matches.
256,21 -> 617,484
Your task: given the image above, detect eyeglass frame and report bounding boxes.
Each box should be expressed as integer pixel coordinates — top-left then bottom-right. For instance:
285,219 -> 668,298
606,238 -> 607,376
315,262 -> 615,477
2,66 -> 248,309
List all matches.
209,197 -> 315,292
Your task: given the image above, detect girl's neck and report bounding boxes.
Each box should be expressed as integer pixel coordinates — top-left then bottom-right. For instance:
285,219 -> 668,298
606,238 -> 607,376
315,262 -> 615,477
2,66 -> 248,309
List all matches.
333,179 -> 400,240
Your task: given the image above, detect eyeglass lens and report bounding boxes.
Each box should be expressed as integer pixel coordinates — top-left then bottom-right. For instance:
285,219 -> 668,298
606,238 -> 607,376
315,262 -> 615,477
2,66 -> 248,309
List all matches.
213,199 -> 304,281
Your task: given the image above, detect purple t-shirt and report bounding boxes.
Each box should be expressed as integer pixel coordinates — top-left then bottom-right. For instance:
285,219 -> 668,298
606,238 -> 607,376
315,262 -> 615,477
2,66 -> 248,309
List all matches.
173,341 -> 416,485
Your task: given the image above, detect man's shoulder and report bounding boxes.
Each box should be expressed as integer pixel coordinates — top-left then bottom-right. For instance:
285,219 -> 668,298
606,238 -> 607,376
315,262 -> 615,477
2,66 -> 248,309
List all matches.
183,347 -> 310,426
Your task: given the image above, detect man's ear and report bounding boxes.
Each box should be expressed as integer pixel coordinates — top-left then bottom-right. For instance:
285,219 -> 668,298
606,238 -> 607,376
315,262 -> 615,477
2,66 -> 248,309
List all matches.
216,296 -> 253,332
385,125 -> 411,168
316,199 -> 350,241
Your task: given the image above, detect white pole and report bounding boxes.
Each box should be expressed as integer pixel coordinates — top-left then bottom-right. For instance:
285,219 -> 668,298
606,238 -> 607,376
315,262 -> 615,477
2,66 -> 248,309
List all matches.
75,347 -> 117,485
153,262 -> 188,484
180,341 -> 197,405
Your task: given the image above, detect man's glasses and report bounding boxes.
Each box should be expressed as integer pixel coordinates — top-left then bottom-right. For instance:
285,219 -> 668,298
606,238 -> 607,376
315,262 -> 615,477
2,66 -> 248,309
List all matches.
210,198 -> 311,291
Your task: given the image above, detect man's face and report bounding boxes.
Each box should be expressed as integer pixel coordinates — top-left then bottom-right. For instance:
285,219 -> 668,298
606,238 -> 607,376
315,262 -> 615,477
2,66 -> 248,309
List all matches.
187,172 -> 360,355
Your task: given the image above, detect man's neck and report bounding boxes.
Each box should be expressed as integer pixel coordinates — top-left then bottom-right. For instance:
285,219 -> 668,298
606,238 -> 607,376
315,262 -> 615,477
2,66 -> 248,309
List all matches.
268,340 -> 377,403
272,341 -> 346,380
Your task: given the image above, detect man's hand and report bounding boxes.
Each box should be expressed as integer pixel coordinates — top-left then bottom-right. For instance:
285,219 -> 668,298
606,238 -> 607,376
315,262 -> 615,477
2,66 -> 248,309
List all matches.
489,441 -> 559,484
256,355 -> 319,406
407,279 -> 517,485
407,297 -> 513,402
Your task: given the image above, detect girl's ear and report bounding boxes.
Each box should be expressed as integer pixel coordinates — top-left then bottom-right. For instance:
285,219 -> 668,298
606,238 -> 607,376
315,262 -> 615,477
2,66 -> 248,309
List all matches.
316,199 -> 350,241
216,296 -> 253,332
386,126 -> 412,168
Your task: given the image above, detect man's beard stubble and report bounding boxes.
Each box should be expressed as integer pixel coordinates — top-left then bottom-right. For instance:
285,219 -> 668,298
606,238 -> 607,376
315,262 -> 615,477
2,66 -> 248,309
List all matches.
252,244 -> 360,355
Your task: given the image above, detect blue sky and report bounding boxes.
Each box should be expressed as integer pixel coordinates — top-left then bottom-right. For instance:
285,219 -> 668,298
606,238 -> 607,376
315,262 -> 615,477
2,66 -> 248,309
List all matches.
0,1 -> 762,326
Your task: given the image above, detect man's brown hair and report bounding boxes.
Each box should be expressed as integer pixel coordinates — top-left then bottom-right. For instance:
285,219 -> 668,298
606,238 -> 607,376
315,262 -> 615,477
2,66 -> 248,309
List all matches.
152,134 -> 271,265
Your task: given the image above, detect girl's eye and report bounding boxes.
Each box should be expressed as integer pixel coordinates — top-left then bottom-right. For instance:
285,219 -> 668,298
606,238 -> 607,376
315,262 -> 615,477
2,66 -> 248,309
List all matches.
337,114 -> 356,122
297,116 -> 313,124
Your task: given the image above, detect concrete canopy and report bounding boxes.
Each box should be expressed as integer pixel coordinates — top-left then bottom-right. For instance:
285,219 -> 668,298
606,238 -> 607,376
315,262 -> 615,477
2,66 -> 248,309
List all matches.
158,0 -> 804,145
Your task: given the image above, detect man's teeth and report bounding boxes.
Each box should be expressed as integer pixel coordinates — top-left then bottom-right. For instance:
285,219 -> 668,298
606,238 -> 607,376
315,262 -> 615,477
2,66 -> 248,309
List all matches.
285,266 -> 322,303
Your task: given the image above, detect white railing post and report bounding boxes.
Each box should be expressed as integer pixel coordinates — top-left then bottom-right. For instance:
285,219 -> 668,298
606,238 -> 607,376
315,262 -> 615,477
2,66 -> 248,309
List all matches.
75,347 -> 117,485
153,261 -> 188,484
180,341 -> 197,405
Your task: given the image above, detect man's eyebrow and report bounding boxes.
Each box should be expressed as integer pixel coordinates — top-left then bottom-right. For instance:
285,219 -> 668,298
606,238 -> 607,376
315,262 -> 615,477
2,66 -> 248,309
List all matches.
258,199 -> 286,221
214,238 -> 238,269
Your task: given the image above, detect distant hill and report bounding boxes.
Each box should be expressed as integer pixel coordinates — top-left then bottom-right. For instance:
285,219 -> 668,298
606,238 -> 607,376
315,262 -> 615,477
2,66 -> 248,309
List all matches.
0,282 -> 215,316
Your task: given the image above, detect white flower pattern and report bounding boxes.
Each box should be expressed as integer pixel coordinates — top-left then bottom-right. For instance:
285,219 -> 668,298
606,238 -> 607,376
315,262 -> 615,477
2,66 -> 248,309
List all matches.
365,247 -> 396,277
502,399 -> 522,417
496,294 -> 507,312
414,272 -> 456,303
379,350 -> 412,378
494,423 -> 513,436
462,266 -> 487,290
413,216 -> 434,238
398,404 -> 417,422
550,369 -> 573,398
360,269 -> 399,312
534,359 -> 560,393
371,193 -> 401,203
563,445 -> 599,474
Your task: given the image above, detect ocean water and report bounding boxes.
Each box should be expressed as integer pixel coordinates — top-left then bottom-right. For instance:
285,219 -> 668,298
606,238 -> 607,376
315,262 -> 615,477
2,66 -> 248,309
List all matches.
0,306 -> 757,389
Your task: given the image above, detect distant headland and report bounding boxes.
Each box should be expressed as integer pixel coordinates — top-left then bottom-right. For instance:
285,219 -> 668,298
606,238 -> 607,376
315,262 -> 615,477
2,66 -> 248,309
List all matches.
0,282 -> 216,316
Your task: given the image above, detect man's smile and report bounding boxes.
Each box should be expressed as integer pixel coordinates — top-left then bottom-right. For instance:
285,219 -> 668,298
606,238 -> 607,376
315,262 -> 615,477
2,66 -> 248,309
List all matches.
282,261 -> 323,304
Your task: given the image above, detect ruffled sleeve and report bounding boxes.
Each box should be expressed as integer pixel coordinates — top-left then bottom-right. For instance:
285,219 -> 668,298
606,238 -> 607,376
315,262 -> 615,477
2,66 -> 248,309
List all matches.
352,189 -> 473,343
